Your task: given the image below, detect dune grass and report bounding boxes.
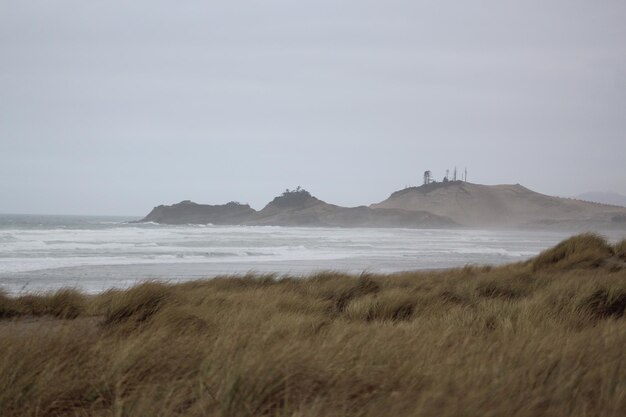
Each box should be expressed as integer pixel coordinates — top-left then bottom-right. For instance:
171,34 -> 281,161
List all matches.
0,288 -> 87,319
531,232 -> 615,271
615,238 -> 626,261
0,234 -> 625,417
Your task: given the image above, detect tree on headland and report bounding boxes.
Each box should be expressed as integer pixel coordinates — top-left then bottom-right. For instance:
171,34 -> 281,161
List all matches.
282,186 -> 310,197
423,171 -> 432,185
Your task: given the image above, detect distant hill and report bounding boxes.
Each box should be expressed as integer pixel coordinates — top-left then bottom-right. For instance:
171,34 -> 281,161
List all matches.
141,183 -> 626,230
371,181 -> 626,229
576,192 -> 626,208
140,189 -> 455,229
247,189 -> 454,228
142,201 -> 255,225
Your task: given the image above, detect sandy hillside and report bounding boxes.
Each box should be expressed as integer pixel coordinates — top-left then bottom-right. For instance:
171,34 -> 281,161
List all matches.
246,190 -> 455,228
371,181 -> 626,229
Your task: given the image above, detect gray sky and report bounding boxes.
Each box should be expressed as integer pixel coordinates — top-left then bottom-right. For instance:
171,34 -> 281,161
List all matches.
1,0 -> 625,215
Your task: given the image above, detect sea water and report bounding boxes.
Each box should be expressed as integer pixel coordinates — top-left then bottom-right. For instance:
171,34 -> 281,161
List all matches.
0,214 -> 622,294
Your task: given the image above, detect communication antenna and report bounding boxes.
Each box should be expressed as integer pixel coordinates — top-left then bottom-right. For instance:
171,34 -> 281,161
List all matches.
464,168 -> 467,182
453,166 -> 457,182
423,170 -> 432,185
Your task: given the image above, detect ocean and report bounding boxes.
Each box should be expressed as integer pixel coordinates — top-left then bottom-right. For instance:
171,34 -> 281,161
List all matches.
0,214 -> 622,294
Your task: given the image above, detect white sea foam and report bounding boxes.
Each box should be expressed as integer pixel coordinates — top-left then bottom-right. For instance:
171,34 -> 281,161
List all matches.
1,215 -> 624,294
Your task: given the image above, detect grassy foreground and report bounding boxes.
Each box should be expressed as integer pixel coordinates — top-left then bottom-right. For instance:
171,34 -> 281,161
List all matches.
1,234 -> 625,417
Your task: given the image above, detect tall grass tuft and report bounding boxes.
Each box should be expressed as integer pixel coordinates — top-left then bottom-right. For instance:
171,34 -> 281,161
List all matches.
327,274 -> 381,314
615,238 -> 626,261
532,233 -> 614,271
1,288 -> 86,319
0,290 -> 20,318
578,288 -> 626,320
102,281 -> 175,326
46,288 -> 87,319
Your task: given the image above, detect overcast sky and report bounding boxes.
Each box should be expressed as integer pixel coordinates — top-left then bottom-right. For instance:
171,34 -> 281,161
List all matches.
1,1 -> 625,215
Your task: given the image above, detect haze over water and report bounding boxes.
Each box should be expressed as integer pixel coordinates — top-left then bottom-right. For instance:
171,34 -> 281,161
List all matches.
2,214 -> 622,294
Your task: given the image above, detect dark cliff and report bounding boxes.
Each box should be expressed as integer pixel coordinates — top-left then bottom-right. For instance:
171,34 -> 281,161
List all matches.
142,201 -> 256,225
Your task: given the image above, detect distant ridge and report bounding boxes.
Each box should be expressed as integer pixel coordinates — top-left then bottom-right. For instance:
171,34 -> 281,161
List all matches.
141,183 -> 626,230
372,181 -> 626,229
141,189 -> 455,229
576,191 -> 626,208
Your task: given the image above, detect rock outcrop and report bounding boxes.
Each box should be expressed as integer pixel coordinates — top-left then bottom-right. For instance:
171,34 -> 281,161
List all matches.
142,201 -> 255,225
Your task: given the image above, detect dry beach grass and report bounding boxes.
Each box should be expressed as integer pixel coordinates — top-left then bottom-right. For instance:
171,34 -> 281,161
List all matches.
1,234 -> 625,417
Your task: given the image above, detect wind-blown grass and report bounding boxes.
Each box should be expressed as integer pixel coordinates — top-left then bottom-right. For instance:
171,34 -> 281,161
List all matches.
0,288 -> 86,319
531,232 -> 615,271
0,234 -> 625,417
615,238 -> 626,261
